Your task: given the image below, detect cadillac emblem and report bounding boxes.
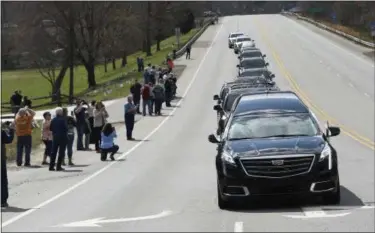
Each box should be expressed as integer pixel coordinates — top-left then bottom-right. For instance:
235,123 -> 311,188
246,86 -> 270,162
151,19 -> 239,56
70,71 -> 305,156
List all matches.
271,160 -> 284,166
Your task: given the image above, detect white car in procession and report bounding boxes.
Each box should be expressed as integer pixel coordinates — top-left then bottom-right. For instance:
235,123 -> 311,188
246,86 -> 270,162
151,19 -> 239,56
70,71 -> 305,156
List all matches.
233,36 -> 255,54
228,32 -> 245,48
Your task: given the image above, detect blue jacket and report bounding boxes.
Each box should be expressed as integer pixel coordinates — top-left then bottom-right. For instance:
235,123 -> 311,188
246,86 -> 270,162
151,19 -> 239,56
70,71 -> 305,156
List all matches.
101,131 -> 117,149
50,115 -> 68,138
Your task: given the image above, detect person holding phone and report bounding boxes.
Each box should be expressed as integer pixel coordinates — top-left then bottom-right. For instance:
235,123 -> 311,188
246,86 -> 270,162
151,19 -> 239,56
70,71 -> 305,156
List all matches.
124,95 -> 137,140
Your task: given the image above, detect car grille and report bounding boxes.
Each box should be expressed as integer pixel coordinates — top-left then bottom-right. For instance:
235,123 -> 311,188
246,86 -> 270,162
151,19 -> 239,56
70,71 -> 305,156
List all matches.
239,155 -> 315,178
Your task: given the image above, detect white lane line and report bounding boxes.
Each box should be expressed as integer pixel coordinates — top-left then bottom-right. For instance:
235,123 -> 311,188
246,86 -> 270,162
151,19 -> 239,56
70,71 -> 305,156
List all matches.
284,207 -> 351,219
234,222 -> 244,232
364,93 -> 370,98
1,23 -> 225,229
348,82 -> 354,88
288,17 -> 374,68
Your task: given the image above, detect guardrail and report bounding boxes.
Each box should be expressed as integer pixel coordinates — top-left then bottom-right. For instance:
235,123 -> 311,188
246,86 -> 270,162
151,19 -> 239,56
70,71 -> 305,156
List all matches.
281,12 -> 375,48
175,17 -> 216,58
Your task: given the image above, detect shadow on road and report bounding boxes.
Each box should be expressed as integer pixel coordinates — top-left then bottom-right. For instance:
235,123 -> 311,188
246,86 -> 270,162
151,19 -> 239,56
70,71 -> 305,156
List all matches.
70,164 -> 90,168
25,165 -> 43,169
61,169 -> 83,173
226,186 -> 365,213
1,206 -> 30,213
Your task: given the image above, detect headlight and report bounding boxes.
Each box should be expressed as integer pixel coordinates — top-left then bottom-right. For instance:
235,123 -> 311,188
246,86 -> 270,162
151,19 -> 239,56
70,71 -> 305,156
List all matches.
319,143 -> 332,170
221,151 -> 236,165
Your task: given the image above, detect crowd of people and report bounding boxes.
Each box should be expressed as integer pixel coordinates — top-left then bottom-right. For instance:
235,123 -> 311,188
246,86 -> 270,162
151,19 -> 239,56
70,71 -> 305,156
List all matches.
1,54 -> 183,208
9,90 -> 33,115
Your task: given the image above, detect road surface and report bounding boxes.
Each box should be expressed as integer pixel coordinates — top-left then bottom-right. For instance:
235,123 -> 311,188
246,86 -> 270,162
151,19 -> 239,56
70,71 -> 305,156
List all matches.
2,14 -> 374,232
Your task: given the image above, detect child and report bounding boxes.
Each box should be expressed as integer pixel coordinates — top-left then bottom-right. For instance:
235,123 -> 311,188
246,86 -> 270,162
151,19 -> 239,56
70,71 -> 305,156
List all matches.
41,112 -> 52,165
84,112 -> 92,150
100,123 -> 119,161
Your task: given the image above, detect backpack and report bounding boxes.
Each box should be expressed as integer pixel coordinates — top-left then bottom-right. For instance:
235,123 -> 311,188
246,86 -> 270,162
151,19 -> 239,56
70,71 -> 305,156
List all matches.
153,85 -> 164,100
142,85 -> 150,99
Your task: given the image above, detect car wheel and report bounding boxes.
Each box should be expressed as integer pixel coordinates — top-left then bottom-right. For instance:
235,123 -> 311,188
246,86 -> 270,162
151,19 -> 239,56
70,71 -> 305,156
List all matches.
322,179 -> 341,205
217,181 -> 232,210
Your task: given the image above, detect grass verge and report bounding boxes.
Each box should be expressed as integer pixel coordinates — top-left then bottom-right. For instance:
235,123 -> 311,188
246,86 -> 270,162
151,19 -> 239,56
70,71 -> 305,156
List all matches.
6,121 -> 42,162
1,28 -> 199,108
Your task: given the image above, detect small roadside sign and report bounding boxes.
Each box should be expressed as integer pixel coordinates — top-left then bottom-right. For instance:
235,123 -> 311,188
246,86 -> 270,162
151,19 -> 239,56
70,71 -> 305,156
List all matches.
370,21 -> 375,37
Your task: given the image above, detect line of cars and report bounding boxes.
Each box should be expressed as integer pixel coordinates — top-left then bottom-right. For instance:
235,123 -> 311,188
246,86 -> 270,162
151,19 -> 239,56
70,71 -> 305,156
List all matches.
209,31 -> 342,210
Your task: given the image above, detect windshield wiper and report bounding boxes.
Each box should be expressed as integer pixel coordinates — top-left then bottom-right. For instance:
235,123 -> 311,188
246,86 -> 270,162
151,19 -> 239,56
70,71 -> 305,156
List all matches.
257,134 -> 312,138
228,137 -> 256,141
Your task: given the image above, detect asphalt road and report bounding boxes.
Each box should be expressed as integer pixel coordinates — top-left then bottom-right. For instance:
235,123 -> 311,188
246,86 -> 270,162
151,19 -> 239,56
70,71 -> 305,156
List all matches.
2,15 -> 374,232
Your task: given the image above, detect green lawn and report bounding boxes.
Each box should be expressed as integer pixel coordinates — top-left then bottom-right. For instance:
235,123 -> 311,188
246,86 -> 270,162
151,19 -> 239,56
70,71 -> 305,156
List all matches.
1,29 -> 198,109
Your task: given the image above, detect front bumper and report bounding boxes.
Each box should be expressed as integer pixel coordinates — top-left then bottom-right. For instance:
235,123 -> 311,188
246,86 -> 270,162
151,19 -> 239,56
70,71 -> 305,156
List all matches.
219,165 -> 338,198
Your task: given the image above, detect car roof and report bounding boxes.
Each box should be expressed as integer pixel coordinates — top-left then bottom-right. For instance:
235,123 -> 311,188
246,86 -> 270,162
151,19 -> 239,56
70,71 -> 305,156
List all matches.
230,32 -> 244,35
230,86 -> 278,94
233,91 -> 309,116
240,67 -> 268,72
241,50 -> 262,54
241,57 -> 264,61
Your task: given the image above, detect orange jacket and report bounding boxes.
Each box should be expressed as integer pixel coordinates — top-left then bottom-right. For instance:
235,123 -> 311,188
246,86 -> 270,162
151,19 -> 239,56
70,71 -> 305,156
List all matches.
15,115 -> 33,136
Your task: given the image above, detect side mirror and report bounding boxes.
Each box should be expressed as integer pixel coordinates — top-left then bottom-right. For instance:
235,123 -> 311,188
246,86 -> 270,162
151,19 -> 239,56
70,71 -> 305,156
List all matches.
238,56 -> 240,59
270,73 -> 275,78
213,104 -> 222,111
265,62 -> 269,66
236,64 -> 240,68
213,94 -> 219,100
327,126 -> 341,137
263,54 -> 267,58
208,134 -> 219,143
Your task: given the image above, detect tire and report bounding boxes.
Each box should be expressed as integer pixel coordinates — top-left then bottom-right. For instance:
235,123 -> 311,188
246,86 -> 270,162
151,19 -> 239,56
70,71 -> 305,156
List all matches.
322,179 -> 341,205
217,182 -> 232,210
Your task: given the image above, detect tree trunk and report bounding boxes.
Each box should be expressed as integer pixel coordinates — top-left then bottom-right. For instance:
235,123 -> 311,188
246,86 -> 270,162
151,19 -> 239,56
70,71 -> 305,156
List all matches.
104,58 -> 108,72
86,54 -> 96,87
51,64 -> 69,104
156,38 -> 161,51
146,1 -> 152,56
112,58 -> 116,70
121,51 -> 127,67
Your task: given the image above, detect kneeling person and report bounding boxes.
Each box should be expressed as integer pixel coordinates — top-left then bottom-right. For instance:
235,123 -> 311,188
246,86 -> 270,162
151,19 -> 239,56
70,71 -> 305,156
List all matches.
100,123 -> 119,161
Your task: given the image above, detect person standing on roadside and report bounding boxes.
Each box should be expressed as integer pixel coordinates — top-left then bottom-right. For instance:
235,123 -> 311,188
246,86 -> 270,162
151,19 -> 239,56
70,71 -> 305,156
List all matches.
124,95 -> 137,140
1,122 -> 14,208
153,80 -> 165,115
130,79 -> 142,114
186,45 -> 191,59
73,100 -> 87,151
63,108 -> 76,166
41,112 -> 53,165
164,77 -> 173,107
14,106 -> 35,167
141,82 -> 152,116
93,101 -> 109,153
84,112 -> 92,150
49,107 -> 68,171
87,100 -> 96,147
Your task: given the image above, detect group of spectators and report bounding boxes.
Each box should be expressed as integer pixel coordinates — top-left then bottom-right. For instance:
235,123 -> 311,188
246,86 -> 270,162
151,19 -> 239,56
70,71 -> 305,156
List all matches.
9,90 -> 33,115
1,54 -> 184,208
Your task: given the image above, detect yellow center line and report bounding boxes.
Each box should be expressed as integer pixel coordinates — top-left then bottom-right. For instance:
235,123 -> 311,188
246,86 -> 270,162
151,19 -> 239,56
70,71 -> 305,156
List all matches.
253,17 -> 375,151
